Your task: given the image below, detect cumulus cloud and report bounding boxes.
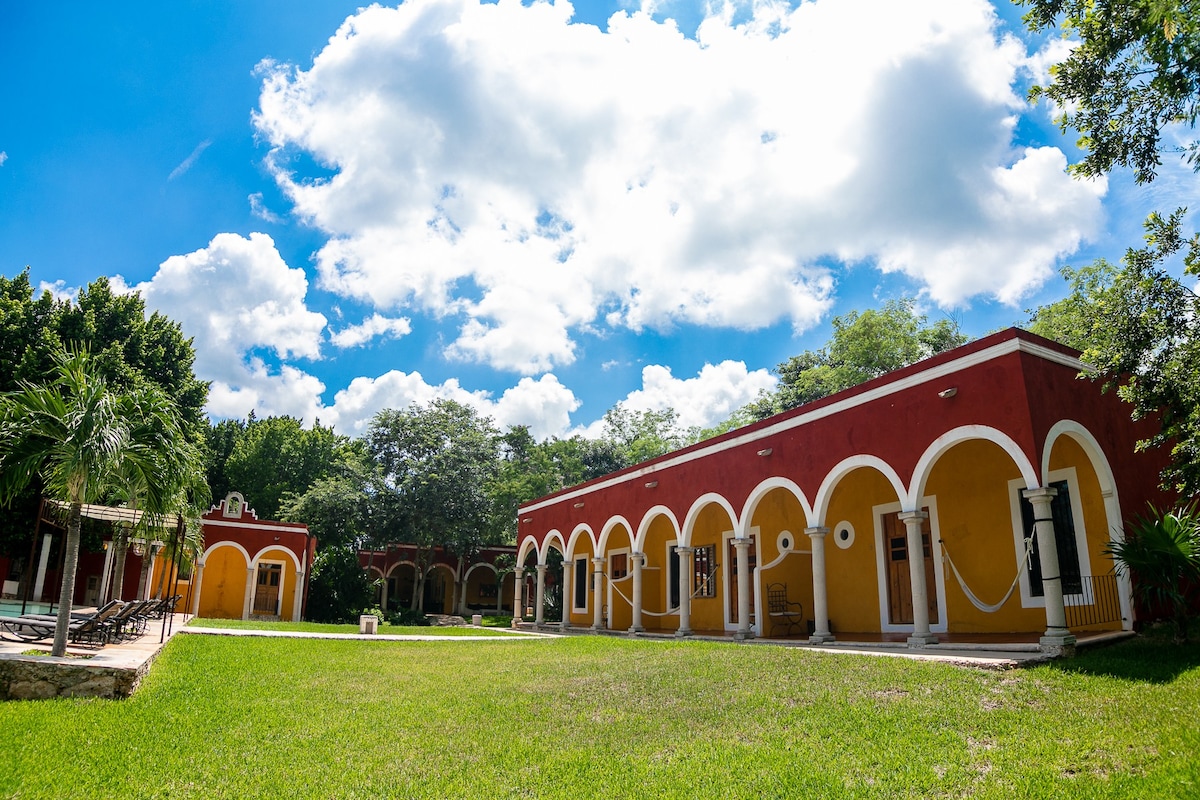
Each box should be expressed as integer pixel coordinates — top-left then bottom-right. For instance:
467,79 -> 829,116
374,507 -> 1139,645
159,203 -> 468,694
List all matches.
579,360 -> 777,437
251,0 -> 1104,374
134,233 -> 328,416
37,280 -> 78,302
329,313 -> 413,348
0,151 -> 8,166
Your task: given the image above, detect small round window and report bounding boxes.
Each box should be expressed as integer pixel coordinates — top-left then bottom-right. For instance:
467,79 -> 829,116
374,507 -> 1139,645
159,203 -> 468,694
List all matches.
776,530 -> 795,553
833,521 -> 855,549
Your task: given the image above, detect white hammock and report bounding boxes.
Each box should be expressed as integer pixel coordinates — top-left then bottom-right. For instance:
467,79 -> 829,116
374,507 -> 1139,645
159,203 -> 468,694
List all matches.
941,528 -> 1036,614
607,564 -> 720,617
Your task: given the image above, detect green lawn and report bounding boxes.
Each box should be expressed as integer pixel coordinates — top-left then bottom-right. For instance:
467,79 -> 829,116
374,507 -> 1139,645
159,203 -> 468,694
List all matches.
186,617 -> 516,636
2,631 -> 1198,798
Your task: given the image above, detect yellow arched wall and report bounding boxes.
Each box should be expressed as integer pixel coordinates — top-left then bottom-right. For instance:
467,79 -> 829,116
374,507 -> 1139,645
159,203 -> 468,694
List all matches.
253,547 -> 299,621
925,439 -> 1042,633
605,524 -> 633,631
198,544 -> 248,619
566,538 -> 595,627
641,515 -> 677,633
688,503 -> 735,633
824,468 -> 898,633
464,566 -> 499,610
749,488 -> 814,635
1048,435 -> 1120,632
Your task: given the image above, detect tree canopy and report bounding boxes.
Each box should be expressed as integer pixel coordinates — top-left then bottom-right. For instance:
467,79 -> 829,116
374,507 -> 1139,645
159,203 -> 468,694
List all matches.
1027,211 -> 1200,495
1022,0 -> 1200,182
747,299 -> 968,420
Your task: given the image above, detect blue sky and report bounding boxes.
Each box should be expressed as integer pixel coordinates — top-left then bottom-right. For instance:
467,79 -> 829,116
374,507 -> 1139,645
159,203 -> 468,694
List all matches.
2,0 -> 1196,440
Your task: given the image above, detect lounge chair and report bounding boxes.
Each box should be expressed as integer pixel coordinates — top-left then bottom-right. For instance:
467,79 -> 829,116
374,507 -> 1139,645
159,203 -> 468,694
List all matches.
15,602 -> 125,646
0,615 -> 57,642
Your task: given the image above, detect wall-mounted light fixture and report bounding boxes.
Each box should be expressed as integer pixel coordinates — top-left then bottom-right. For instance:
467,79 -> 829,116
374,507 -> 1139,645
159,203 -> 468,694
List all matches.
938,387 -> 958,399
757,448 -> 773,457
521,517 -> 533,524
573,501 -> 585,509
644,480 -> 658,489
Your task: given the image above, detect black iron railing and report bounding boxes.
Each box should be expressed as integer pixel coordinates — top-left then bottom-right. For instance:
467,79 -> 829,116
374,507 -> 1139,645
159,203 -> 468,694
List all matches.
1064,573 -> 1124,628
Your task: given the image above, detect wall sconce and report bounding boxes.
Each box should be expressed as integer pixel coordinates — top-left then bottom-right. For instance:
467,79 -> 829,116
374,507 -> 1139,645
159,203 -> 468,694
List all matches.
573,502 -> 585,509
273,536 -> 281,542
757,448 -> 773,457
644,480 -> 658,489
521,517 -> 533,524
938,387 -> 958,399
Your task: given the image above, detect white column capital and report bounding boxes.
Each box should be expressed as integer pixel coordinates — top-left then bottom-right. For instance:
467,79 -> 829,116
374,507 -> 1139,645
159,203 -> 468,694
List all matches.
732,537 -> 752,550
805,526 -> 830,539
592,556 -> 605,568
897,509 -> 928,524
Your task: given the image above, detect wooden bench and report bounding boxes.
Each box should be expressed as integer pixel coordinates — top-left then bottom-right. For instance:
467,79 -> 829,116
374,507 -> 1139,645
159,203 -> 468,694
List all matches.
766,582 -> 805,638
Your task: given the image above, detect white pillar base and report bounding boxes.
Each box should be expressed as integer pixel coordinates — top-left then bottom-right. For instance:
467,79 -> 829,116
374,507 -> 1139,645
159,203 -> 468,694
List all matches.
1039,633 -> 1077,657
907,633 -> 940,648
808,633 -> 835,644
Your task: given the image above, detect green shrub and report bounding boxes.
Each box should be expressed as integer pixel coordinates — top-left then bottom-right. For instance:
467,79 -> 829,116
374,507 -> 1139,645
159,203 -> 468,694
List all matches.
386,608 -> 430,627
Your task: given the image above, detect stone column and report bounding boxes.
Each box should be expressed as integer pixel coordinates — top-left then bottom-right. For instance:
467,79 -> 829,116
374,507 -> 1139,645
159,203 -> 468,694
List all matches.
806,526 -> 835,643
592,556 -> 605,630
292,571 -> 304,621
1023,486 -> 1076,654
675,546 -> 693,637
512,567 -> 525,626
899,510 -> 938,647
243,566 -> 256,620
190,561 -> 205,616
534,563 -> 547,625
733,537 -> 754,640
559,558 -> 573,631
629,551 -> 645,634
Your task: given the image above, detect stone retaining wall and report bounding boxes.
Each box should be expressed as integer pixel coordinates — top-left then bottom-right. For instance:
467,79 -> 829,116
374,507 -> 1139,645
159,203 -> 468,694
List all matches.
0,655 -> 150,701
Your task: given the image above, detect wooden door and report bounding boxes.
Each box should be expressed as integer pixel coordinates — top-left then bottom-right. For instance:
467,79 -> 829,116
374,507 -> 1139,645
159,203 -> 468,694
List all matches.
253,563 -> 282,615
882,512 -> 937,625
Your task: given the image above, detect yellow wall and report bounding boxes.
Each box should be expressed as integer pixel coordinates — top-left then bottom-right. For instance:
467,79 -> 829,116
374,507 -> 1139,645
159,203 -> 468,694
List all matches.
688,503 -> 735,633
749,487 -> 814,636
824,468 -> 897,633
198,545 -> 248,619
925,439 -> 1043,633
567,537 -> 595,627
605,524 -> 633,631
641,514 -> 676,632
1048,435 -> 1121,632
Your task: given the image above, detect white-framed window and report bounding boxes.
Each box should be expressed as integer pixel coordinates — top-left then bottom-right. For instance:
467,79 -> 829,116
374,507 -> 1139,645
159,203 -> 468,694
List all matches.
572,557 -> 588,613
1009,467 -> 1092,608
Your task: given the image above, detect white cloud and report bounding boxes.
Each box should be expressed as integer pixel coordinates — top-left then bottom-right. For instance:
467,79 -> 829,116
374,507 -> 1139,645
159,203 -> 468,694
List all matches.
618,360 -> 776,430
249,192 -> 284,224
0,151 -> 8,166
319,369 -> 579,440
37,280 -> 77,302
329,313 -> 413,348
136,232 -> 328,393
252,0 -> 1104,374
168,139 -> 212,181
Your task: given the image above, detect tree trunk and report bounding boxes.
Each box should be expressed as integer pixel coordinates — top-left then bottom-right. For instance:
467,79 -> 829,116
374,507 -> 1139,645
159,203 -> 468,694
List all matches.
109,534 -> 128,602
51,503 -> 83,657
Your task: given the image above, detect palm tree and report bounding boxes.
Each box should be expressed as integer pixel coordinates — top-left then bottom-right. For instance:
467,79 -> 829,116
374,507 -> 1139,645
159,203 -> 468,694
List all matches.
0,349 -> 200,656
1107,504 -> 1200,644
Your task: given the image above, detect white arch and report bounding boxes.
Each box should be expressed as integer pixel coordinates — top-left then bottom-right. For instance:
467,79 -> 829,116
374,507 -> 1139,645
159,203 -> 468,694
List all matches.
908,425 -> 1039,508
812,455 -> 907,526
597,515 -> 635,555
541,530 -> 567,563
1042,418 -> 1133,629
566,524 -> 596,560
681,492 -> 740,546
516,536 -> 539,567
364,565 -> 385,580
200,540 -> 251,566
739,477 -> 815,536
250,545 -> 302,573
463,562 -> 498,582
385,559 -> 417,579
633,505 -> 682,552
425,561 -> 458,581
